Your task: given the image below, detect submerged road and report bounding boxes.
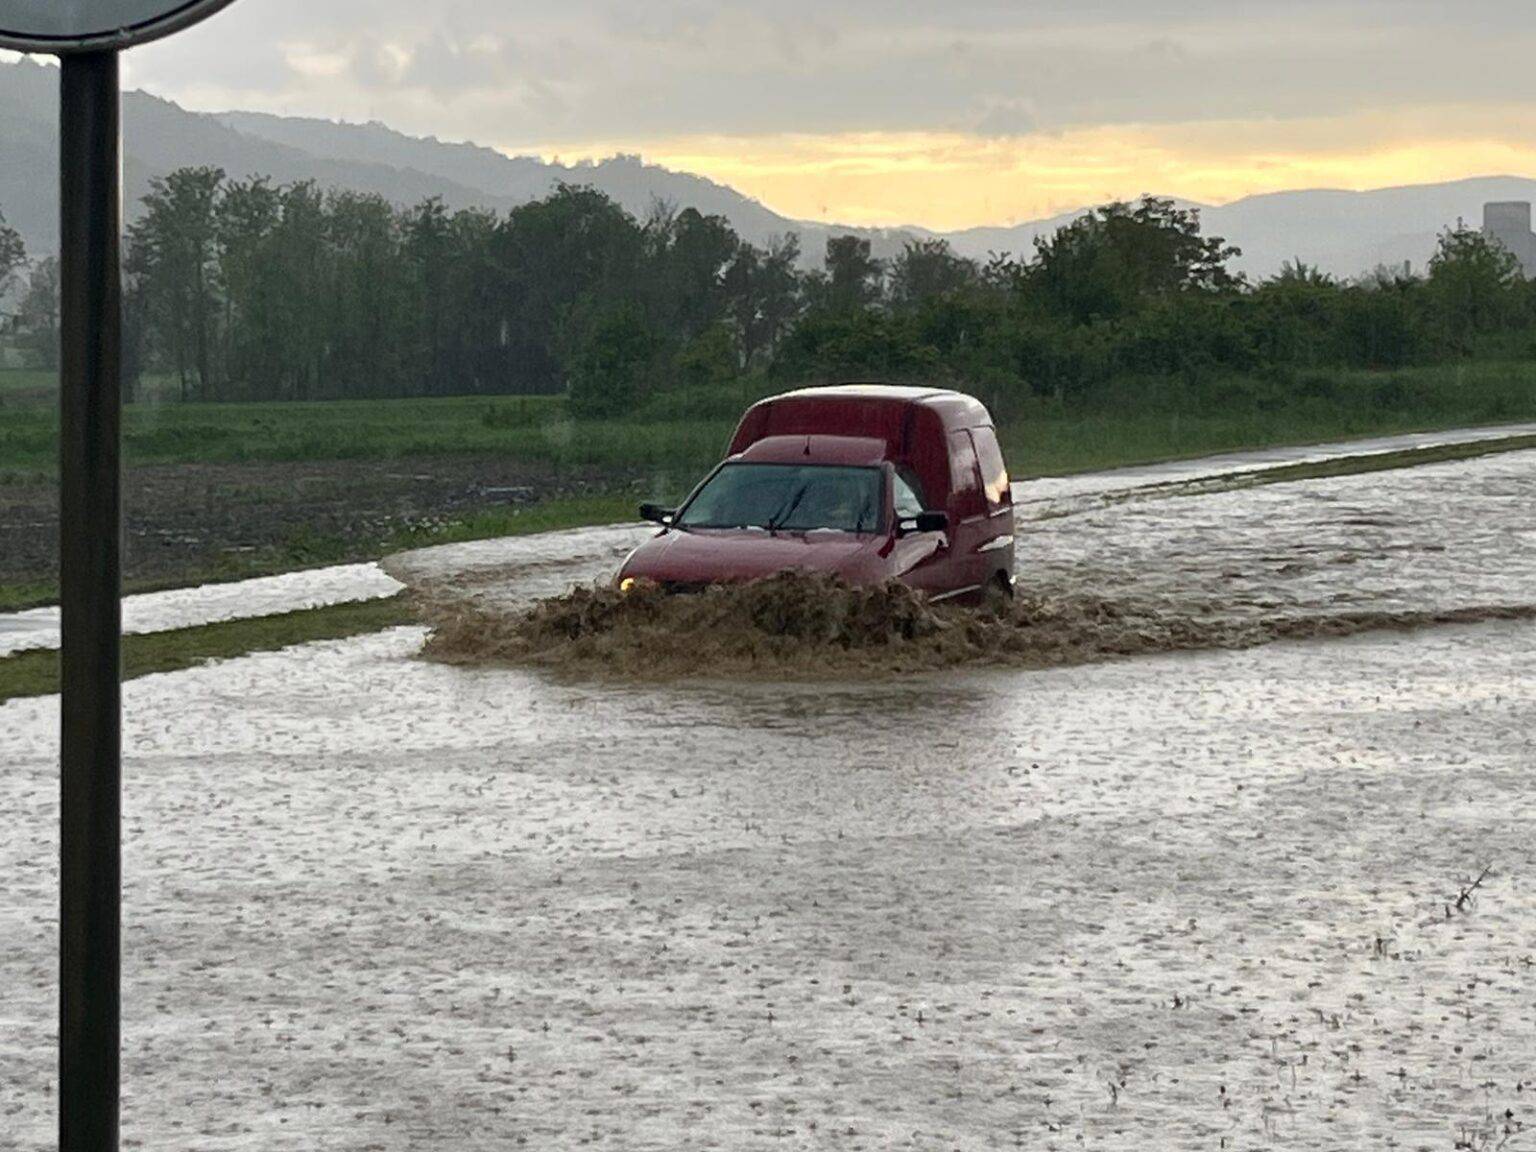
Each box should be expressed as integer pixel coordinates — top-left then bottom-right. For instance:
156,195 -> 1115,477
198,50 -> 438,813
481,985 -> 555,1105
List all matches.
2,443 -> 1535,1149
3,420 -> 1533,657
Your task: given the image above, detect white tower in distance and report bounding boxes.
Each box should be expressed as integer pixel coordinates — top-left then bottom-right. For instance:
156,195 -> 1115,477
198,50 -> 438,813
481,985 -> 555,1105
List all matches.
1482,202 -> 1536,277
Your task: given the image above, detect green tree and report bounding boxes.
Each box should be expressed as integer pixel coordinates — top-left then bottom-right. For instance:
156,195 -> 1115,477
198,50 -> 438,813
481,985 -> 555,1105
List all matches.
0,206 -> 24,307
675,323 -> 739,389
774,309 -> 938,380
1246,261 -> 1340,367
568,303 -> 659,418
721,234 -> 806,369
1331,280 -> 1421,369
325,190 -> 411,398
127,167 -> 225,399
436,206 -> 506,394
15,256 -> 58,369
1427,225 -> 1521,352
268,183 -> 330,400
721,241 -> 764,369
498,185 -> 646,393
1031,196 -> 1241,324
401,197 -> 456,393
216,176 -> 282,397
645,206 -> 738,343
757,234 -> 805,360
889,238 -> 978,309
819,235 -> 885,313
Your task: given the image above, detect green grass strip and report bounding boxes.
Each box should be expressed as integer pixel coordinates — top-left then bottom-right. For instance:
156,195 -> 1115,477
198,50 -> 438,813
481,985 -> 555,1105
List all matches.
1028,433 -> 1536,520
1198,433 -> 1536,488
0,595 -> 414,704
1150,433 -> 1536,498
0,582 -> 59,614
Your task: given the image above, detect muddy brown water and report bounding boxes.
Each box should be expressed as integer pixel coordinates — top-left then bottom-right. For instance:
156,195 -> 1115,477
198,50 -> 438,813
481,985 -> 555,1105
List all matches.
403,447 -> 1536,680
415,570 -> 1536,678
2,448 -> 1535,1149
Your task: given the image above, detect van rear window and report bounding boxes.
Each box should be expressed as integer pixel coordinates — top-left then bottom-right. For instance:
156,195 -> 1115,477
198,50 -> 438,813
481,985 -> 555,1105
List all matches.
971,427 -> 1010,508
948,431 -> 983,511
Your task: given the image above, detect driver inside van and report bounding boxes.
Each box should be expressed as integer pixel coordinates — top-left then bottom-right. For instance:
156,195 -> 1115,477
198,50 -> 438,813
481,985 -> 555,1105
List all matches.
797,473 -> 875,532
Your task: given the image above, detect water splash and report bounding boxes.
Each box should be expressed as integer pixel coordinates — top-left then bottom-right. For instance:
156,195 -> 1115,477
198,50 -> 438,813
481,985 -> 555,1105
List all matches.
414,572 -> 1536,679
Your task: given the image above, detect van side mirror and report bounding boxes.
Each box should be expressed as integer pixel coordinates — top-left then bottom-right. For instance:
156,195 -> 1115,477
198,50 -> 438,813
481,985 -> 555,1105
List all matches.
899,510 -> 949,536
639,502 -> 674,526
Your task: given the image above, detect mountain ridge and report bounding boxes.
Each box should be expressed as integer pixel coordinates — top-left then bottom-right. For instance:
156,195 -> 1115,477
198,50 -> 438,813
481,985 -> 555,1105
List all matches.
3,58 -> 1533,278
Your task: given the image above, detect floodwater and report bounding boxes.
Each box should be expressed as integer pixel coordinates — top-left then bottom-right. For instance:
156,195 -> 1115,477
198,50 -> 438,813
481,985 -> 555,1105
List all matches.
3,446 -> 1536,1149
2,420 -> 1532,657
396,439 -> 1536,651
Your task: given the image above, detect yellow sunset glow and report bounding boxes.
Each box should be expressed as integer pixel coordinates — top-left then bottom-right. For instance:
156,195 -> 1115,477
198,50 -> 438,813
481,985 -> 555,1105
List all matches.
524,107 -> 1536,229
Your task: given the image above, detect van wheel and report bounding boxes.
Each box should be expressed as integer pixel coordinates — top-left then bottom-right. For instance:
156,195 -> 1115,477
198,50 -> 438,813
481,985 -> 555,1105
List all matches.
982,572 -> 1014,615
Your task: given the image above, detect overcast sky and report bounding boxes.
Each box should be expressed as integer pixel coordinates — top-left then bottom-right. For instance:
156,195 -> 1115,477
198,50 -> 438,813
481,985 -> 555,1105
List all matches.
58,1 -> 1536,225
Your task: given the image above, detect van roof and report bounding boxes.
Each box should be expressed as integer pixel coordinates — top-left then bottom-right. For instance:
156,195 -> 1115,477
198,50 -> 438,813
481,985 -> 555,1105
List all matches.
754,384 -> 990,426
774,382 -> 965,405
727,383 -> 993,461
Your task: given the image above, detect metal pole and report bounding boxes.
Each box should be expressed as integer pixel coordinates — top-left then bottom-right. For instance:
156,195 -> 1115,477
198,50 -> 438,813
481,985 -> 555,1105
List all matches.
58,49 -> 122,1152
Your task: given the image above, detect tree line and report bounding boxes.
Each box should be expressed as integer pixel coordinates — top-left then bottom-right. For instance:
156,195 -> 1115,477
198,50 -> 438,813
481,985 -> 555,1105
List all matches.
4,173 -> 1536,417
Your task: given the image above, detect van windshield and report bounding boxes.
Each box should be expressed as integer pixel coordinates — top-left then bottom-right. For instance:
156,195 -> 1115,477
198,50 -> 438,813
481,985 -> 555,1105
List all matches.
677,464 -> 883,534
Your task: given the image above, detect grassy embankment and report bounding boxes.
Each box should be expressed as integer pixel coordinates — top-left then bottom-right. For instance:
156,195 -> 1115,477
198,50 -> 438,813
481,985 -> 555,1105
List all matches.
0,597 -> 414,702
5,360 -> 1535,479
2,361 -> 1534,588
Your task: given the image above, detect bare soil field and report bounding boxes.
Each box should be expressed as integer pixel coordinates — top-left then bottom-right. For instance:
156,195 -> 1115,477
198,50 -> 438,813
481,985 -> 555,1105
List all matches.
0,455 -> 615,593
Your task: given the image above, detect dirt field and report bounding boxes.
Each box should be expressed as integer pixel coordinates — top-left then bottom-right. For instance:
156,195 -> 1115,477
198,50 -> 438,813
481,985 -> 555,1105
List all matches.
2,448 -> 1535,1149
0,455 -> 616,593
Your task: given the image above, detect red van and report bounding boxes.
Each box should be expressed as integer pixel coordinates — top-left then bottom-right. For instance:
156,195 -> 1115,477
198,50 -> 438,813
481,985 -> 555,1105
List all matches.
616,384 -> 1016,604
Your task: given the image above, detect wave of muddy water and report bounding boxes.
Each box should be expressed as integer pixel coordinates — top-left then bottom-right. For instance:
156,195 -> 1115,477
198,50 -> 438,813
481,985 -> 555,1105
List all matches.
2,447 -> 1535,1150
397,446 -> 1536,678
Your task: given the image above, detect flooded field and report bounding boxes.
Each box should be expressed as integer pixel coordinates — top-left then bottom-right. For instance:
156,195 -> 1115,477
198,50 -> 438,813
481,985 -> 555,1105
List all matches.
2,446 -> 1534,1149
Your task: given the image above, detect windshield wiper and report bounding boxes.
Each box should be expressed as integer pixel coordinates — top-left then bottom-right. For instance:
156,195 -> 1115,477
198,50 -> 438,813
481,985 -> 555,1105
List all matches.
766,485 -> 808,534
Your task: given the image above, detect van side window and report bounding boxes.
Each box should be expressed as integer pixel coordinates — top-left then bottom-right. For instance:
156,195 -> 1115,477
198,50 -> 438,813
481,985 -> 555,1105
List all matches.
893,470 -> 925,519
970,427 -> 1010,508
948,431 -> 984,515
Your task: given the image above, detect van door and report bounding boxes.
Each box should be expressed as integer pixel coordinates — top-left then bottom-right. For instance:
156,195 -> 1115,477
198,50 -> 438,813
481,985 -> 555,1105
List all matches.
939,429 -> 992,599
968,425 -> 1016,587
889,466 -> 949,595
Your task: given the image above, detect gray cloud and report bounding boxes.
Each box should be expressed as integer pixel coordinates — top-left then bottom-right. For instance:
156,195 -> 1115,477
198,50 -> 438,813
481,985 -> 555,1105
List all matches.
125,0 -> 1536,146
974,97 -> 1041,139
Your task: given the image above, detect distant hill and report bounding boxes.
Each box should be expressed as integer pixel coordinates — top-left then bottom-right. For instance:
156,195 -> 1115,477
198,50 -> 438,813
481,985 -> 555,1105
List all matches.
1196,178 -> 1536,279
944,178 -> 1536,278
4,58 -> 1535,279
213,109 -> 926,265
0,58 -> 919,266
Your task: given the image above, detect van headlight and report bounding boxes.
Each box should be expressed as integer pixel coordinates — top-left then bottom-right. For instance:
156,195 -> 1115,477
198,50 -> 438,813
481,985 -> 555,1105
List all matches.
619,577 -> 637,593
